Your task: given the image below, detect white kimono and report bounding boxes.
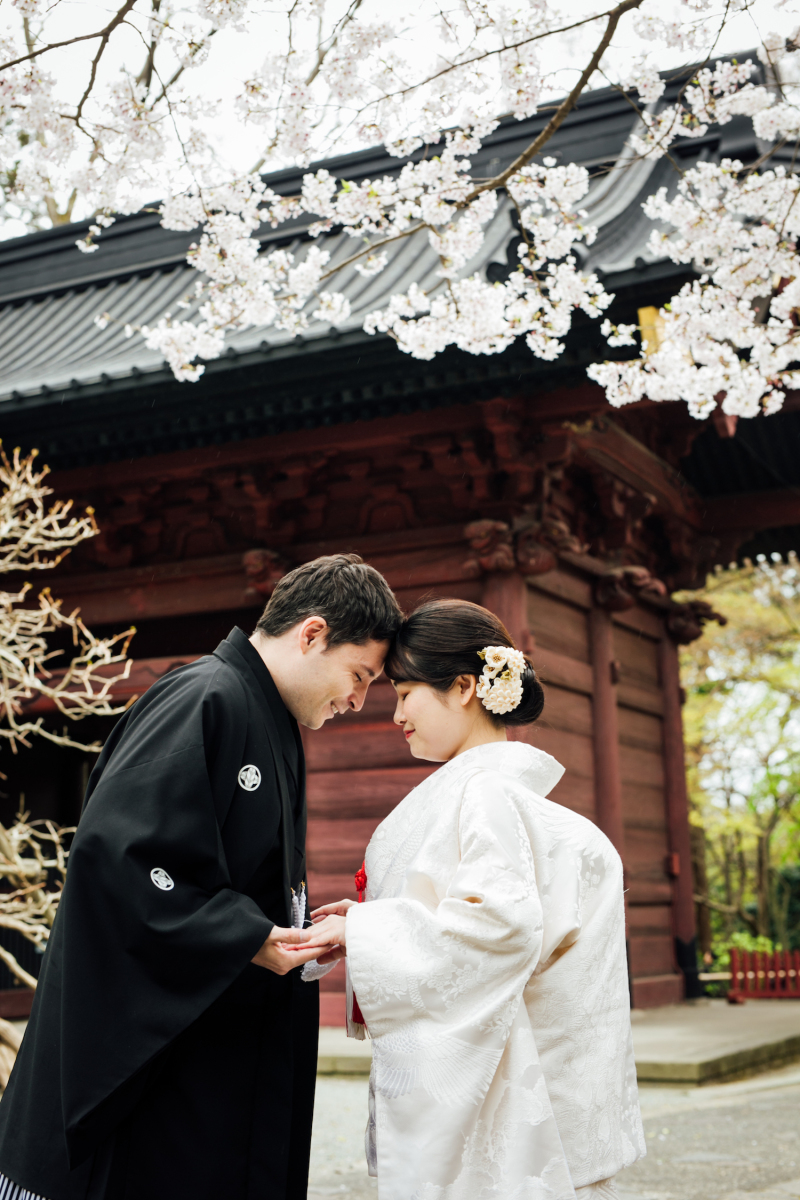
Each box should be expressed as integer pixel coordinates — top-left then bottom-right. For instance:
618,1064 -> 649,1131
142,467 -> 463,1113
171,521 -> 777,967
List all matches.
345,741 -> 646,1200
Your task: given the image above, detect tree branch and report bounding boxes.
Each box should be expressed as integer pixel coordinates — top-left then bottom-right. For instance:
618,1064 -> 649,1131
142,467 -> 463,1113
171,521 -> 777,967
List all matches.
1,0 -> 138,72
75,0 -> 139,121
693,892 -> 759,932
464,0 -> 645,203
0,944 -> 36,990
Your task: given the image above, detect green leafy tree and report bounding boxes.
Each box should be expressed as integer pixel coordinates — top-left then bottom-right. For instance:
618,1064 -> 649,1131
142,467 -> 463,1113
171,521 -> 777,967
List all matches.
679,555 -> 800,957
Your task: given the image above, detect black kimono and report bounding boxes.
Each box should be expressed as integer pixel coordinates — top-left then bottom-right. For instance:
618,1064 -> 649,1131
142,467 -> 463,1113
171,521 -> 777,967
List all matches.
0,628 -> 319,1200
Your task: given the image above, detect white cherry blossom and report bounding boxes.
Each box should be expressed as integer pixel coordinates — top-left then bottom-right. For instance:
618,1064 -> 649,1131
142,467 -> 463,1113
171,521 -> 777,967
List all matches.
2,0 -> 800,419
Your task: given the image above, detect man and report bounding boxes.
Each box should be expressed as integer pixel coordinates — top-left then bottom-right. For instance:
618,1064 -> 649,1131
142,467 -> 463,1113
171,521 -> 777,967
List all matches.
0,554 -> 402,1200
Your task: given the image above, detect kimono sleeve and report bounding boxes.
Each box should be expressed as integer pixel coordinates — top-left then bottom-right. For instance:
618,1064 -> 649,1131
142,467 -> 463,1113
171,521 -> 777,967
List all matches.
56,667 -> 273,1162
345,773 -> 544,1038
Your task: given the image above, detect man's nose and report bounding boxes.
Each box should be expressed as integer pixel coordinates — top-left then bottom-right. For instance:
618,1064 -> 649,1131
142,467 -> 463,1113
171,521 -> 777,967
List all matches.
348,686 -> 367,712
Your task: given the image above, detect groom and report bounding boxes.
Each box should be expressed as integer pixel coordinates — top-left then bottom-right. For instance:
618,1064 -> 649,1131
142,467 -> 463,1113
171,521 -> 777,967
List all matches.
0,553 -> 402,1200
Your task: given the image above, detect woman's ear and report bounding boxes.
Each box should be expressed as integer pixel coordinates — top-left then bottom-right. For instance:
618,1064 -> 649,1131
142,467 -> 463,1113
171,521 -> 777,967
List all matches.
454,674 -> 477,707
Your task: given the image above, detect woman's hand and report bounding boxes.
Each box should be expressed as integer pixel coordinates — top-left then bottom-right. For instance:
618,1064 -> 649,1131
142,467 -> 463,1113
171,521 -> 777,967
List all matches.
310,898 -> 357,920
295,913 -> 347,962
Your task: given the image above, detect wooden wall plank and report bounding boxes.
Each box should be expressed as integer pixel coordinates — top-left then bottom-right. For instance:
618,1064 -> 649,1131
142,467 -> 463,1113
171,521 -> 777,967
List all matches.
613,624 -> 660,687
527,590 -> 590,663
631,975 -> 683,1008
308,871 -> 358,906
304,722 -> 410,771
622,783 -> 669,831
537,685 -> 593,738
532,647 -> 593,695
628,935 -> 675,976
394,580 -> 483,612
626,882 -> 673,905
619,745 -> 665,789
307,818 -> 378,874
518,727 -> 594,779
613,606 -> 664,639
627,904 -> 673,937
526,569 -> 592,611
546,773 -> 595,819
618,708 -> 663,752
617,686 -> 663,717
624,831 -> 670,887
307,767 -> 432,819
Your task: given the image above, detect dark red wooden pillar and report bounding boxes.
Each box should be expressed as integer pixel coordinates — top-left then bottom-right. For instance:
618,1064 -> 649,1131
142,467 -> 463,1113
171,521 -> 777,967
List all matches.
482,571 -> 529,652
589,605 -> 625,856
659,633 -> 702,997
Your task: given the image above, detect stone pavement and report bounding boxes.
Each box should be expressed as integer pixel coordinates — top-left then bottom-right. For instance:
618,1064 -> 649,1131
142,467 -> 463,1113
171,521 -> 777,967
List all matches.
318,1000 -> 800,1085
618,1063 -> 800,1200
631,1000 -> 800,1084
308,1063 -> 800,1199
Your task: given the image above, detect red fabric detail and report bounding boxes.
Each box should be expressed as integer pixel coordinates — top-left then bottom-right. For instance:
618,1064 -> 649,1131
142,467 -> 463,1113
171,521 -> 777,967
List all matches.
352,860 -> 368,1026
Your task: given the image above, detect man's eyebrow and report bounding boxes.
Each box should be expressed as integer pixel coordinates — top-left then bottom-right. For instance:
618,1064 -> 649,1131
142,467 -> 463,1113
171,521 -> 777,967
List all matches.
361,664 -> 377,679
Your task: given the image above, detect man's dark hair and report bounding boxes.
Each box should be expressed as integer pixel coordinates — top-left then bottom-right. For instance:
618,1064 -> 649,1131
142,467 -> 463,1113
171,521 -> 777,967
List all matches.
255,553 -> 403,647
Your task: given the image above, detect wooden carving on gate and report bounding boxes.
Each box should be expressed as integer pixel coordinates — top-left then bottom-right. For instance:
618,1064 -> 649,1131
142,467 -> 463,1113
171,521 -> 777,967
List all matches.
242,549 -> 286,603
462,520 -> 516,576
513,508 -> 587,575
594,565 -> 668,613
665,599 -> 727,644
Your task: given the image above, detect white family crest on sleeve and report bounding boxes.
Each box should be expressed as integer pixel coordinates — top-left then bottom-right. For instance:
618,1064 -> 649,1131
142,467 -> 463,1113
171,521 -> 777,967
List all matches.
238,764 -> 262,791
150,867 -> 174,891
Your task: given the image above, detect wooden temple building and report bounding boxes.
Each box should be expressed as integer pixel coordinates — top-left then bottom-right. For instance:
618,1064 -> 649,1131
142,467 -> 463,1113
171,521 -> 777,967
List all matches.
1,75 -> 799,1022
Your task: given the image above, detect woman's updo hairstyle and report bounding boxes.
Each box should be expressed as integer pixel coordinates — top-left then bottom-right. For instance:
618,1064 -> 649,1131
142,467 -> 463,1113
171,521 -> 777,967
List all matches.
386,598 -> 544,728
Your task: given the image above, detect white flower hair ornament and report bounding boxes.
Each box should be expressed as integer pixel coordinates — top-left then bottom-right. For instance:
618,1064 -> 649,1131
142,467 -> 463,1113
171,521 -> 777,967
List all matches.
476,646 -> 527,715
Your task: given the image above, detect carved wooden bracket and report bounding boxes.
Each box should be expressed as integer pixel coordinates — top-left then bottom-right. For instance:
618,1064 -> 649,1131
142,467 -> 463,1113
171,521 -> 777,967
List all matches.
665,599 -> 727,645
464,510 -> 587,579
242,549 -> 286,604
594,565 -> 668,612
463,520 -> 516,575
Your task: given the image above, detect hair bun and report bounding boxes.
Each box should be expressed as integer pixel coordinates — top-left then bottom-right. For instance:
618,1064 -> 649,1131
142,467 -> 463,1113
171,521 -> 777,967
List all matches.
501,659 -> 544,727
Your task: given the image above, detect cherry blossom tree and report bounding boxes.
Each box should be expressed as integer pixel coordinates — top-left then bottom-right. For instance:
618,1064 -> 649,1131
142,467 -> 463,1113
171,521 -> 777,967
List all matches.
0,445 -> 134,754
2,0 -> 800,419
0,445 -> 133,1029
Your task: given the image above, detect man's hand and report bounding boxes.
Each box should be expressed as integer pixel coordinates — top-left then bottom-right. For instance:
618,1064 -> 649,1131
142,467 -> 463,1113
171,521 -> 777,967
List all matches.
251,925 -> 334,976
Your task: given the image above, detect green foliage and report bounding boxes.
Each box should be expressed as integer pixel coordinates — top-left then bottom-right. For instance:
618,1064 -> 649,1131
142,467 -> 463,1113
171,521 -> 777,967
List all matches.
712,932 -> 781,971
679,554 -> 800,959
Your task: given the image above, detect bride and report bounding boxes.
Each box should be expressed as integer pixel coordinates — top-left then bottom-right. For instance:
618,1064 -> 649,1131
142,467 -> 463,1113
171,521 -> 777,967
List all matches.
302,599 -> 645,1200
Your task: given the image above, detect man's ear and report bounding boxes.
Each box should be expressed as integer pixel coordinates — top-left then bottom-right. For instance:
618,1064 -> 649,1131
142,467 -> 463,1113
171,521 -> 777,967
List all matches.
298,616 -> 329,653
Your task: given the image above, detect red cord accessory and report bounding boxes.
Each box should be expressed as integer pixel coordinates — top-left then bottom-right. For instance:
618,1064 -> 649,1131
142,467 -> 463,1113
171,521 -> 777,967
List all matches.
352,860 -> 367,1026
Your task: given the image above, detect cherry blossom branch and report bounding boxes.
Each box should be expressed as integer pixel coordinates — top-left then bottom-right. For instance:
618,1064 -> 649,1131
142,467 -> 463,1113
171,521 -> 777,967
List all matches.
75,0 -> 139,120
0,0 -> 138,72
345,3 -> 639,110
466,0 -> 645,202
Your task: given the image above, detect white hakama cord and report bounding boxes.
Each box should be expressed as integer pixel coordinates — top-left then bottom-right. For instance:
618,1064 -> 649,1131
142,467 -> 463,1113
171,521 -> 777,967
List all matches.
0,1171 -> 49,1200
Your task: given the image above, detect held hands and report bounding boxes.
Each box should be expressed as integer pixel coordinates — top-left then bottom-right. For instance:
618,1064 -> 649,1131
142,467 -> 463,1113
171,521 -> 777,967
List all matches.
301,898 -> 357,964
251,899 -> 356,974
252,925 -> 332,976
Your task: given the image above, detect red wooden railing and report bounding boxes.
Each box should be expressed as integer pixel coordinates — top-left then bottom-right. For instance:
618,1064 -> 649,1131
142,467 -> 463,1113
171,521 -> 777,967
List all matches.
728,948 -> 800,1002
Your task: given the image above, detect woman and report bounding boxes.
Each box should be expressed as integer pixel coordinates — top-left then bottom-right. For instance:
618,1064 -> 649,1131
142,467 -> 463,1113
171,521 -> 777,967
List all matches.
304,599 -> 645,1200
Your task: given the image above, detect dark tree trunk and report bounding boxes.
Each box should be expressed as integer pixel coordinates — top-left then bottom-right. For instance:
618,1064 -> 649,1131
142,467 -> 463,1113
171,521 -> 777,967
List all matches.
690,822 -> 713,957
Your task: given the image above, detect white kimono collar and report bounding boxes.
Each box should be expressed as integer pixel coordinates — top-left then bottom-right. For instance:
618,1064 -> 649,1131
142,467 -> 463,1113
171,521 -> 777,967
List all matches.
438,740 -> 565,797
